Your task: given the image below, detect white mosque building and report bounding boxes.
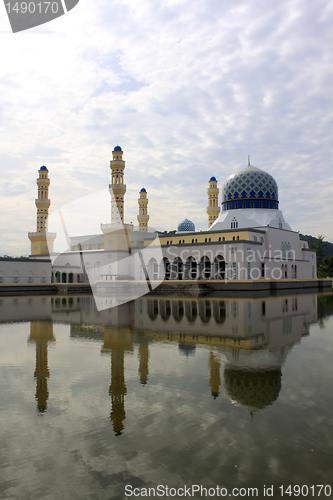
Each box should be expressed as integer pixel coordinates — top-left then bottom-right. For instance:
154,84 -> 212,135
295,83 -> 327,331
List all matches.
33,145 -> 317,287
0,145 -> 321,288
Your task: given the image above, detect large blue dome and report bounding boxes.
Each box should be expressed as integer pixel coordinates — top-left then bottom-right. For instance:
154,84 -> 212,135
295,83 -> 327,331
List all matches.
177,218 -> 195,232
222,164 -> 279,211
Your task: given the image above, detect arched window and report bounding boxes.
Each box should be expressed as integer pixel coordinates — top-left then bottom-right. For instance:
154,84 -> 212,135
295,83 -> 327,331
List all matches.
213,255 -> 225,280
163,258 -> 170,280
12,271 -> 19,284
231,217 -> 238,229
94,262 -> 101,281
84,262 -> 91,282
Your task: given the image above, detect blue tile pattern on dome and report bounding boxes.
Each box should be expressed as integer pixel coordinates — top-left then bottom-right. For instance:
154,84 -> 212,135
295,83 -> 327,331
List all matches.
222,164 -> 278,211
178,218 -> 195,232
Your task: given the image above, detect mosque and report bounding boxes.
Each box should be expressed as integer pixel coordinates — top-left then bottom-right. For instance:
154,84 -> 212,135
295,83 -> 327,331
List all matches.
0,145 -> 319,287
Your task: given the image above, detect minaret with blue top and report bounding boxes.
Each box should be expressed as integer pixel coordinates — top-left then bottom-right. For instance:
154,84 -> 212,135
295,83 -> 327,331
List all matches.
110,145 -> 126,225
137,188 -> 149,231
207,176 -> 220,228
28,166 -> 56,255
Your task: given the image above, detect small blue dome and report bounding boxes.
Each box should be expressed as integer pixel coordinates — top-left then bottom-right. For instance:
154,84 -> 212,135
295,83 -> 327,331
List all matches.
140,187 -> 146,192
113,145 -> 122,151
210,176 -> 217,181
40,166 -> 47,171
177,218 -> 195,232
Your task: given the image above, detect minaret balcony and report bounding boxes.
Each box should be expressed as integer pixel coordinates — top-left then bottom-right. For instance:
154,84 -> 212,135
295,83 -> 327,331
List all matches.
28,231 -> 56,238
37,178 -> 50,186
109,184 -> 126,190
101,222 -> 133,232
35,199 -> 50,205
206,206 -> 220,211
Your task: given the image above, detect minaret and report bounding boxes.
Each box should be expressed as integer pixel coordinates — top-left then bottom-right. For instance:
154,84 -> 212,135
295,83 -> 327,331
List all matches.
28,166 -> 56,255
137,188 -> 149,231
207,176 -> 220,228
110,146 -> 126,225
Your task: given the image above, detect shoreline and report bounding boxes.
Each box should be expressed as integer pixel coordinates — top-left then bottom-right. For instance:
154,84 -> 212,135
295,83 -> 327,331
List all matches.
0,278 -> 331,296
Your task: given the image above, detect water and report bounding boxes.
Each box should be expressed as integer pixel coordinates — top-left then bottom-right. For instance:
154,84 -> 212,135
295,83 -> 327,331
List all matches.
0,292 -> 332,500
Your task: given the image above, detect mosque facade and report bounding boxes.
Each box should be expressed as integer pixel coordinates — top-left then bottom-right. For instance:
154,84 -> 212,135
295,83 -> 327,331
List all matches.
36,145 -> 317,286
0,145 -> 318,286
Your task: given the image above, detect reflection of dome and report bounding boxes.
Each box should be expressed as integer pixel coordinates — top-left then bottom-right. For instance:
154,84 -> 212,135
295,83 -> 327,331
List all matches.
178,343 -> 196,357
222,164 -> 279,211
140,187 -> 146,192
177,218 -> 195,232
210,176 -> 217,181
224,368 -> 281,412
40,166 -> 47,171
113,145 -> 122,151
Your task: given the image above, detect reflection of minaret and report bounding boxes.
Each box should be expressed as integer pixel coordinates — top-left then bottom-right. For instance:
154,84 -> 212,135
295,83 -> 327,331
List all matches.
102,326 -> 133,436
109,349 -> 127,435
208,349 -> 221,399
28,321 -> 55,413
138,342 -> 149,385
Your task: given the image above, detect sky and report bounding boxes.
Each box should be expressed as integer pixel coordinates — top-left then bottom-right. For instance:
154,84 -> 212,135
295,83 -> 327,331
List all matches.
0,0 -> 333,256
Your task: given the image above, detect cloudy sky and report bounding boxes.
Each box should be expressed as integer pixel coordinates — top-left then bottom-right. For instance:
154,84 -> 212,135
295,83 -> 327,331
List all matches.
0,0 -> 332,256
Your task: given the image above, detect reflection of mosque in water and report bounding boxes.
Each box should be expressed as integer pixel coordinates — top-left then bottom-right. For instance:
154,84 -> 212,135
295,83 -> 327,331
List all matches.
0,293 -> 320,429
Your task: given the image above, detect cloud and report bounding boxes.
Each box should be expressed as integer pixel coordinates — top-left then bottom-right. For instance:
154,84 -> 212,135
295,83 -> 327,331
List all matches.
0,0 -> 333,254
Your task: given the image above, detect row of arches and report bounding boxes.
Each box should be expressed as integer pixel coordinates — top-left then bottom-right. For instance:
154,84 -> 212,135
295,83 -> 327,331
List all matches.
0,271 -> 48,284
147,255 -> 226,281
51,272 -> 80,284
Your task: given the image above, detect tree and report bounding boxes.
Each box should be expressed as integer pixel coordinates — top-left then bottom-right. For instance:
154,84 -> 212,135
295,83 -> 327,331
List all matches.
309,235 -> 328,271
318,255 -> 333,278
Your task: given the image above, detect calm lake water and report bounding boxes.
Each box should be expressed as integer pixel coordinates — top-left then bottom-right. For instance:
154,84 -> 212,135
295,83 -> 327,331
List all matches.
0,292 -> 332,500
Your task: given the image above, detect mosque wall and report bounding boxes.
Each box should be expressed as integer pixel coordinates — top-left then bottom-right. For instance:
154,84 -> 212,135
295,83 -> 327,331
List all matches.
0,257 -> 52,285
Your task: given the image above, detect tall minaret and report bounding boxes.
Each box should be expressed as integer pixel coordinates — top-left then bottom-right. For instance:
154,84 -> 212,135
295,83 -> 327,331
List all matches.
207,176 -> 220,228
110,146 -> 126,225
28,166 -> 56,255
137,188 -> 149,231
